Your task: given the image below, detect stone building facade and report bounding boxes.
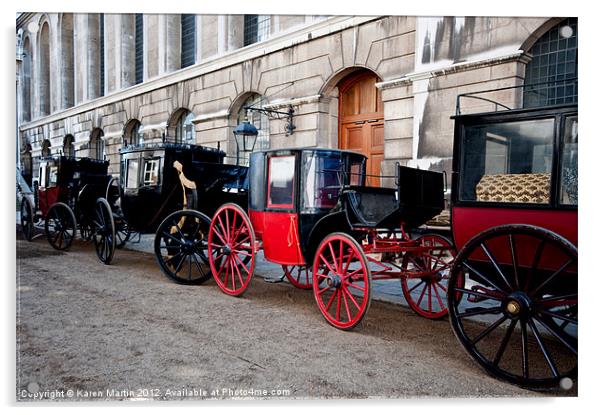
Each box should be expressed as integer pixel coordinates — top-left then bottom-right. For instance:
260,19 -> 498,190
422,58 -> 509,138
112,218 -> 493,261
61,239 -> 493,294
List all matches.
16,13 -> 577,191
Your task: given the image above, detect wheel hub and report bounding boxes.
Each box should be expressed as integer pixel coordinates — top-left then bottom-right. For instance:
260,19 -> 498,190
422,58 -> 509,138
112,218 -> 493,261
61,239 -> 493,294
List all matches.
503,292 -> 533,319
222,244 -> 232,255
326,275 -> 342,288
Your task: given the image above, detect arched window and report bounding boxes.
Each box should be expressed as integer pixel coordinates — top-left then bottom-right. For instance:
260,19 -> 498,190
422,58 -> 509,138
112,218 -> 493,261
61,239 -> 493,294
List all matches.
181,14 -> 196,68
135,14 -> 144,84
22,36 -> 32,122
63,135 -> 75,157
524,18 -> 577,107
38,21 -> 51,116
175,110 -> 195,143
236,94 -> 270,150
124,119 -> 144,146
90,129 -> 105,160
60,13 -> 74,109
41,139 -> 51,157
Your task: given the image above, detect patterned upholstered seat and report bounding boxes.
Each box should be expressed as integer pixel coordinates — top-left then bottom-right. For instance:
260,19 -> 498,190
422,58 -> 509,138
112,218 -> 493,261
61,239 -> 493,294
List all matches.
476,173 -> 550,204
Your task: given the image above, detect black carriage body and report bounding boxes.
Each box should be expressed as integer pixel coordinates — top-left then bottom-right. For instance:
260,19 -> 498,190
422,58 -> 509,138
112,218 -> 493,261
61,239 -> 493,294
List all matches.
247,148 -> 445,265
119,143 -> 248,233
37,156 -> 110,218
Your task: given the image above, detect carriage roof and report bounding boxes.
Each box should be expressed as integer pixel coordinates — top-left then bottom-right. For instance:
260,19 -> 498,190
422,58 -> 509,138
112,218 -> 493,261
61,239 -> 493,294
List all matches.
40,156 -> 109,175
119,142 -> 226,158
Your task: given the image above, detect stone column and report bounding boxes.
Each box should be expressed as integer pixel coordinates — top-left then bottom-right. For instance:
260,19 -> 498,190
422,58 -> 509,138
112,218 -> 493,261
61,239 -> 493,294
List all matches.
120,14 -> 136,88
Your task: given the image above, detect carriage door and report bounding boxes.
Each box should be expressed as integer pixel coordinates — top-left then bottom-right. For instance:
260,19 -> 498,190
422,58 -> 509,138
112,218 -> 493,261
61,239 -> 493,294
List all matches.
339,71 -> 384,187
261,154 -> 304,265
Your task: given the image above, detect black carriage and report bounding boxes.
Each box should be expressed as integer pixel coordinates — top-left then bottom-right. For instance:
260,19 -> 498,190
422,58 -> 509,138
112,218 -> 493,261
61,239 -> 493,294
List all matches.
445,94 -> 577,389
199,148 -> 455,330
112,143 -> 248,282
19,156 -> 118,262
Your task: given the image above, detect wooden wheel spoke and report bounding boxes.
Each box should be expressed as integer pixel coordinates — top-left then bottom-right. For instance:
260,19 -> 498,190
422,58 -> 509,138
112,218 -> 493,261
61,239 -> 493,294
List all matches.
433,283 -> 445,310
406,280 -> 425,294
532,315 -> 577,355
453,286 -> 503,301
319,254 -> 337,275
527,319 -> 559,378
520,320 -> 529,378
341,288 -> 352,322
416,283 -> 428,306
493,319 -> 518,367
530,258 -> 575,297
471,315 -> 507,346
342,286 -> 361,311
461,261 -> 509,295
328,242 -> 339,274
538,309 -> 577,326
457,306 -> 503,319
508,234 -> 520,290
480,242 -> 514,291
525,239 -> 546,291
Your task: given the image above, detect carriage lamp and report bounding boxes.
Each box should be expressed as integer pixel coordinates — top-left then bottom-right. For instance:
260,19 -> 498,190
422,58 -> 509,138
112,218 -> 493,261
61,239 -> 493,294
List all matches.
233,118 -> 258,165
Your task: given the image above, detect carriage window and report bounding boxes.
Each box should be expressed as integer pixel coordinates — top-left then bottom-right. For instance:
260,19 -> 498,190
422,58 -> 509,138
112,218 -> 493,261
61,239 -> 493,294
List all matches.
48,166 -> 58,187
126,159 -> 140,189
143,158 -> 160,186
349,160 -> 365,186
303,154 -> 344,210
559,116 -> 578,205
460,118 -> 555,204
268,155 -> 295,208
39,165 -> 47,188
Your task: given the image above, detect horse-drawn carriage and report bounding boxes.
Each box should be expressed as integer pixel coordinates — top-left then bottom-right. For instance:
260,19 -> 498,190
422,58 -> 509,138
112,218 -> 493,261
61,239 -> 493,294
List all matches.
446,102 -> 577,389
19,156 -> 119,262
110,142 -> 248,281
195,148 -> 456,329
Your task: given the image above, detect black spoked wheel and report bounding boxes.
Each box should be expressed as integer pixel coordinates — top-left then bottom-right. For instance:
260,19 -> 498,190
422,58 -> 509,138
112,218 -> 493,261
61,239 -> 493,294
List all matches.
44,202 -> 77,250
20,197 -> 34,241
447,224 -> 577,390
114,216 -> 131,248
154,209 -> 212,285
92,198 -> 116,264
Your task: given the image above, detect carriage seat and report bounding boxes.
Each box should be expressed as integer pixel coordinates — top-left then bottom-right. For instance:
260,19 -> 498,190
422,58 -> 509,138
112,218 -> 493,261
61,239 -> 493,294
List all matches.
476,173 -> 551,204
342,186 -> 398,228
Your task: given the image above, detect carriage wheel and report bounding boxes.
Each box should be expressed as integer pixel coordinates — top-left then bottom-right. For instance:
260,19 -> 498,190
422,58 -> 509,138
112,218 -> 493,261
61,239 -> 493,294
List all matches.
20,197 -> 34,241
312,233 -> 371,330
401,234 -> 456,319
447,224 -> 577,389
44,202 -> 77,251
92,198 -> 116,264
208,203 -> 256,297
282,265 -> 313,290
154,210 -> 212,285
114,217 -> 131,248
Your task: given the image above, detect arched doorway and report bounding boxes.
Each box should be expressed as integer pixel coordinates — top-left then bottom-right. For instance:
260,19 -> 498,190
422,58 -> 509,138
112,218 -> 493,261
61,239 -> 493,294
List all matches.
338,70 -> 384,186
90,128 -> 105,160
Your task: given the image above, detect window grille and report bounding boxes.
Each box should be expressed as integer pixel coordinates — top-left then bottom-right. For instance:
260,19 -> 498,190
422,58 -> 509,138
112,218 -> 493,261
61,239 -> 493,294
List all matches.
243,15 -> 270,46
181,14 -> 196,68
524,18 -> 577,107
135,14 -> 144,85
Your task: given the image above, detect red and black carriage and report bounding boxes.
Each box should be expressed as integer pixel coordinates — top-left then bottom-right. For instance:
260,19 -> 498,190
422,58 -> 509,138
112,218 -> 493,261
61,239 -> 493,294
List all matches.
202,148 -> 455,329
446,99 -> 577,389
19,156 -> 120,262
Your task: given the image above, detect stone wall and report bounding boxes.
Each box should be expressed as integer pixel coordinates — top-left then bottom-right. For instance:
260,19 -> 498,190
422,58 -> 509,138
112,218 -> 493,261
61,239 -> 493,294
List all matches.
18,14 -> 553,187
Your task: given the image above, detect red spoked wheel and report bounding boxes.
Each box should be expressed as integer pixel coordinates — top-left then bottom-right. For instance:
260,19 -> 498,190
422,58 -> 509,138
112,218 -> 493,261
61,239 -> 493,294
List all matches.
401,234 -> 456,319
208,203 -> 256,297
312,233 -> 371,330
282,265 -> 312,290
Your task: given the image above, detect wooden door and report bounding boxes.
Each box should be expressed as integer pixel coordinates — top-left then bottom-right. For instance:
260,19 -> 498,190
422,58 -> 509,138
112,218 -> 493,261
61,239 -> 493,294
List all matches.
338,72 -> 384,187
